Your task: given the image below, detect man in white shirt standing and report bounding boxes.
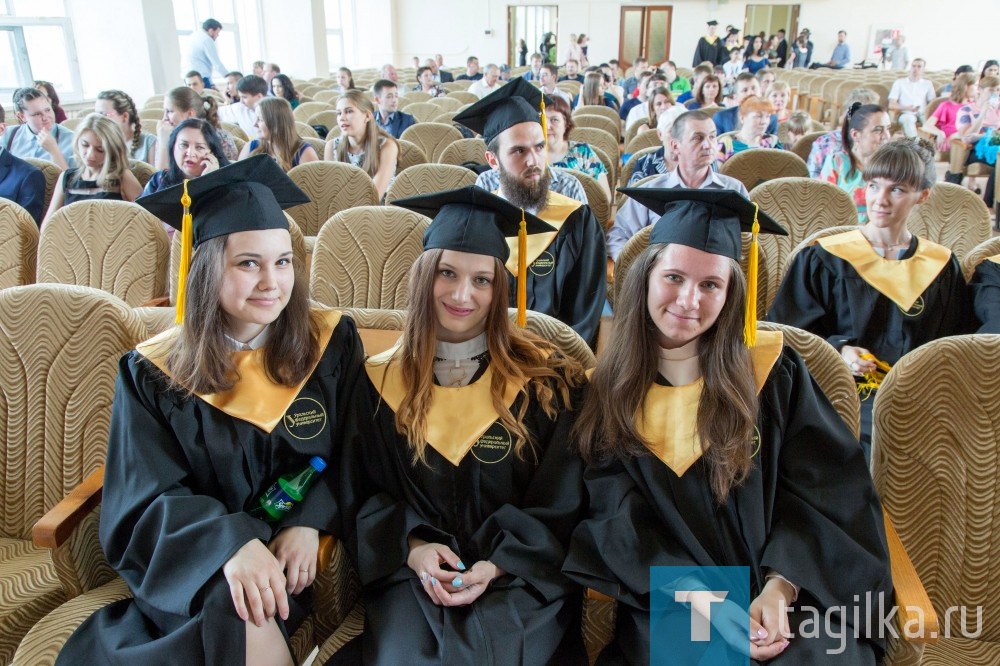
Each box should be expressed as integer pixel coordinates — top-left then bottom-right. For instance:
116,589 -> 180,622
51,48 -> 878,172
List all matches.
186,18 -> 227,90
218,75 -> 267,139
888,58 -> 936,138
469,65 -> 503,98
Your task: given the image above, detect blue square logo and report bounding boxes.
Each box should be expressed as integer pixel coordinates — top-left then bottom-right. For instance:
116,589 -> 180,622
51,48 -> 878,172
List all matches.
649,566 -> 751,666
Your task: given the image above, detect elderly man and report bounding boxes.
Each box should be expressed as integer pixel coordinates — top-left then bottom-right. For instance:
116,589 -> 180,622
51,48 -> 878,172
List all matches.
608,110 -> 748,260
373,79 -> 415,138
469,64 -> 503,98
262,62 -> 280,87
889,58 -> 935,137
424,58 -> 453,83
457,78 -> 607,344
185,18 -> 227,89
0,103 -> 45,224
713,72 -> 778,135
380,63 -> 399,84
626,106 -> 686,185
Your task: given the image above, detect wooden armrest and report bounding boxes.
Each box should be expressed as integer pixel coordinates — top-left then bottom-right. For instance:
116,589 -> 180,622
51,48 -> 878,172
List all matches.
140,296 -> 171,307
585,588 -> 615,603
884,509 -> 939,644
33,465 -> 105,549
317,534 -> 337,571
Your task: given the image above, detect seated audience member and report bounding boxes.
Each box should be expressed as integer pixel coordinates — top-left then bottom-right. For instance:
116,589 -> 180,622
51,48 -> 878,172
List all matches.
559,59 -> 585,84
601,64 -> 624,104
223,71 -> 243,104
335,67 -> 356,93
469,64 -> 503,99
820,104 -> 890,222
947,75 -> 1000,198
184,71 -> 206,94
95,89 -> 157,165
545,95 -> 611,200
324,90 -> 399,201
380,63 -> 399,84
413,66 -> 446,97
6,86 -> 75,169
687,74 -> 723,110
785,110 -> 813,148
34,81 -> 67,124
566,188 -> 892,665
810,30 -> 851,69
622,57 -> 649,97
940,64 -> 975,95
627,110 -> 681,186
144,118 -> 229,197
538,63 -> 573,105
270,73 -> 299,109
238,97 -> 318,171
411,56 -> 421,69
770,138 -> 969,451
262,62 -> 280,89
43,114 -> 142,222
456,56 -> 483,81
756,68 -> 776,98
717,96 -> 782,163
806,88 -> 881,177
373,79 -> 415,139
676,64 -> 712,105
768,80 -> 791,122
523,52 -> 544,81
424,58 -> 453,83
156,86 -> 238,168
219,74 -> 267,139
633,86 -> 682,135
456,78 -> 606,344
982,60 -> 1000,80
620,70 -> 654,121
252,60 -> 264,77
498,64 -> 513,82
970,256 -> 1000,331
609,110 -> 747,259
922,72 -> 977,150
714,72 -> 778,135
0,102 -> 46,224
625,73 -> 668,129
574,71 -> 618,111
889,58 -> 936,138
662,60 -> 691,96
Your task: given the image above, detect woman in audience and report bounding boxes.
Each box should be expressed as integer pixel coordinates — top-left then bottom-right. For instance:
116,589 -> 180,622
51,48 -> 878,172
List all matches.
335,67 -> 356,93
56,157 -> 365,666
143,118 -> 230,196
981,60 -> 999,80
819,103 -> 891,222
544,95 -> 611,201
43,114 -> 142,222
413,66 -> 446,97
922,73 -> 978,151
35,80 -> 67,124
270,74 -> 300,109
338,187 -> 588,665
806,89 -> 881,177
574,71 -> 618,110
743,36 -> 769,74
633,85 -> 679,135
768,80 -> 791,122
323,90 -> 398,200
95,89 -> 158,164
687,74 -> 722,110
769,139 -> 969,451
565,188 -> 891,665
950,75 -> 1000,201
156,86 -> 239,169
238,97 -> 318,171
716,96 -> 782,163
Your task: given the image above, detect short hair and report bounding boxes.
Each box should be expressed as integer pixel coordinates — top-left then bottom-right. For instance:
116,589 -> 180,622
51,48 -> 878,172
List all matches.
735,71 -> 758,85
185,71 -> 205,82
692,64 -> 713,77
841,88 -> 881,115
252,60 -> 265,71
863,138 -> 936,191
838,30 -> 847,36
768,80 -> 790,95
416,66 -> 432,80
671,110 -> 713,140
466,56 -> 479,65
542,63 -> 559,77
665,60 -> 677,69
912,58 -> 926,66
373,79 -> 398,96
225,71 -> 243,80
264,62 -> 280,74
236,74 -> 268,96
530,52 -> 542,60
0,104 -> 5,124
202,18 -> 222,31
786,110 -> 812,135
633,56 -> 647,67
12,86 -> 47,113
755,68 -> 775,81
484,64 -> 499,74
739,95 -> 774,117
954,64 -> 975,77
567,59 -> 580,67
777,28 -> 786,34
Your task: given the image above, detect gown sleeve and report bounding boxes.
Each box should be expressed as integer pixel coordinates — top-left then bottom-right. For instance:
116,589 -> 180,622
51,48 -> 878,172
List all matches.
970,260 -> 1000,333
559,206 -> 607,346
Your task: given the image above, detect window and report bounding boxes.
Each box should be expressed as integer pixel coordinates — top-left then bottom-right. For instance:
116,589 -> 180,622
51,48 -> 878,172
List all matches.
0,0 -> 83,102
174,0 -> 244,77
325,0 -> 352,68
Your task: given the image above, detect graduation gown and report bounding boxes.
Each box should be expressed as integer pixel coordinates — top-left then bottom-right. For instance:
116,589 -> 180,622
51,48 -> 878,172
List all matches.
340,349 -> 587,665
563,338 -> 892,665
693,36 -> 727,67
969,255 -> 1000,333
505,191 -> 606,346
56,311 -> 364,665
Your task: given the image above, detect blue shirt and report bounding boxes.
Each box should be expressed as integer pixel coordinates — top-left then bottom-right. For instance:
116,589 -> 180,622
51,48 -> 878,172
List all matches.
375,110 -> 416,139
186,29 -> 227,79
831,43 -> 851,68
4,123 -> 75,169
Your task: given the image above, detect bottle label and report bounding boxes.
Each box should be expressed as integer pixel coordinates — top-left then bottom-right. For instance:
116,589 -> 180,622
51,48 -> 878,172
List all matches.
254,478 -> 302,521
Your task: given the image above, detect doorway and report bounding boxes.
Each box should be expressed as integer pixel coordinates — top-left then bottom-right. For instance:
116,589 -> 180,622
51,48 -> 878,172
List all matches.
619,6 -> 672,68
508,5 -> 558,68
744,4 -> 799,53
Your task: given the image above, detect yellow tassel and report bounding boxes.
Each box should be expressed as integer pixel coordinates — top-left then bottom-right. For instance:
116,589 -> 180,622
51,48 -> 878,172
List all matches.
517,210 -> 527,327
856,353 -> 892,399
540,95 -> 549,176
175,180 -> 193,324
743,202 -> 760,347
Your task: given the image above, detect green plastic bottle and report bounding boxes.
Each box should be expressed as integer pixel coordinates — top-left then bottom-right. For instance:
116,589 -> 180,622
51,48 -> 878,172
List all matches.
249,456 -> 327,523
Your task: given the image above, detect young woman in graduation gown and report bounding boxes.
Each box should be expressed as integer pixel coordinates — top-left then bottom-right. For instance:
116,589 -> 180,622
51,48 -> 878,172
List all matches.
767,138 -> 970,450
56,156 -> 365,666
338,187 -> 589,665
563,189 -> 892,665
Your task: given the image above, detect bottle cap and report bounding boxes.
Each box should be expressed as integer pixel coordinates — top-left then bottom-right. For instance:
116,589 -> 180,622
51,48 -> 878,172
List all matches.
309,456 -> 327,472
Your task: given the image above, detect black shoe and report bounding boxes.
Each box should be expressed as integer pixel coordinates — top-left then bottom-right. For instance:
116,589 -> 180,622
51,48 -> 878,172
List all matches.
943,170 -> 964,184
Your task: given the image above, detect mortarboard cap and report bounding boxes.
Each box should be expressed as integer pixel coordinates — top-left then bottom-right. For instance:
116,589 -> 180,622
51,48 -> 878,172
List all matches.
707,20 -> 719,26
453,77 -> 552,144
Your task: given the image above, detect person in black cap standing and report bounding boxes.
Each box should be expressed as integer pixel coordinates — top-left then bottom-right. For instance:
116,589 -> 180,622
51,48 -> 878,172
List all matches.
335,186 -> 589,664
564,188 -> 891,665
454,77 -> 607,346
693,20 -> 728,67
55,155 -> 366,666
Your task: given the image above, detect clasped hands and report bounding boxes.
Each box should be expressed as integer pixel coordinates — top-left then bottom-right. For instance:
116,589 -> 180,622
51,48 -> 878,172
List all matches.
689,577 -> 795,660
407,536 -> 504,607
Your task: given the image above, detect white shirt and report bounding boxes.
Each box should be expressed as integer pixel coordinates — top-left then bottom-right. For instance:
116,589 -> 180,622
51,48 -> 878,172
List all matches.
540,86 -> 573,105
218,102 -> 259,139
225,325 -> 270,351
433,333 -> 488,387
469,79 -> 504,99
186,30 -> 227,80
625,102 -> 650,131
889,77 -> 935,112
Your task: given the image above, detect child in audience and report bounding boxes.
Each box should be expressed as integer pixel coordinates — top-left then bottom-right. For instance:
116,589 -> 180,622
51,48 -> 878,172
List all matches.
785,110 -> 812,148
238,97 -> 318,171
323,90 -> 398,200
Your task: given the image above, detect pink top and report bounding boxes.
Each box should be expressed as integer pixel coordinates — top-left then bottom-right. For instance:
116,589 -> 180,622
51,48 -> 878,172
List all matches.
931,100 -> 962,139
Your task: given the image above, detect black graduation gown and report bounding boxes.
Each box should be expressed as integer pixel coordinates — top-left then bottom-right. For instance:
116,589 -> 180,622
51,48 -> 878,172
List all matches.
56,313 -> 364,665
563,348 -> 892,665
693,36 -> 726,66
340,356 -> 588,665
969,257 -> 1000,333
507,193 -> 607,347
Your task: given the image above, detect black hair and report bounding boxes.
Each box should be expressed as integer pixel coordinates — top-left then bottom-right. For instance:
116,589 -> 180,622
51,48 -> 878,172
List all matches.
236,75 -> 268,96
202,18 -> 222,31
271,74 -> 297,102
162,118 -> 231,188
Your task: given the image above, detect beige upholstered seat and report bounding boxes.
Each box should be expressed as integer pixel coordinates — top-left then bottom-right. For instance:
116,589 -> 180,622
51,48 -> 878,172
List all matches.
127,159 -> 155,189
776,119 -> 826,148
219,121 -> 248,142
719,148 -> 810,192
0,285 -> 145,665
437,137 -> 488,166
588,144 -> 617,188
310,206 -> 429,309
402,90 -> 432,103
619,146 -> 658,190
573,105 -> 618,126
0,200 -> 39,290
613,225 -> 653,304
445,90 -> 478,105
296,120 -> 321,138
961,236 -> 1000,282
400,122 -> 464,162
573,114 -> 620,141
949,137 -> 993,179
384,164 -> 477,204
293,101 -> 333,123
905,182 -> 991,262
789,130 -> 827,163
564,168 -> 611,231
428,96 -> 463,112
402,102 -> 442,123
432,110 -> 459,125
568,127 -> 619,173
23,158 -> 61,217
395,138 -> 429,173
37,201 -> 169,306
300,136 -> 326,158
509,309 -> 596,370
623,129 -> 661,156
137,108 -> 161,122
286,162 -> 379,236
306,110 -> 338,131
872,335 -> 1000,666
313,90 -> 339,104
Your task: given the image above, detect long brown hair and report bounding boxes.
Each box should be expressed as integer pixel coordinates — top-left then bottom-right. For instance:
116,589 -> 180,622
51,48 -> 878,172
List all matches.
251,97 -> 305,172
580,71 -> 604,106
333,90 -> 396,177
390,249 -> 584,465
167,86 -> 220,128
646,85 -> 674,125
163,232 -> 320,395
573,243 -> 757,503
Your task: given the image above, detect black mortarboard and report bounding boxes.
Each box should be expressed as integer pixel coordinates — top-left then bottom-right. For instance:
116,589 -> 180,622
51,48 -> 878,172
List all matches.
707,20 -> 719,26
617,188 -> 787,261
135,154 -> 309,246
453,77 -> 552,144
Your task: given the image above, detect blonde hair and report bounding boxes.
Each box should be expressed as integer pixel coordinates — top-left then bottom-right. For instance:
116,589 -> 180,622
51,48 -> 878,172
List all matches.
250,97 -> 305,172
73,113 -> 130,191
332,90 -> 396,177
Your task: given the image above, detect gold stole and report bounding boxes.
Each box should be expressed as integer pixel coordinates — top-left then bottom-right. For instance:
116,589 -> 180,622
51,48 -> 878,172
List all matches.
502,191 -> 583,275
817,230 -> 952,311
365,347 -> 524,466
136,309 -> 342,433
637,330 -> 784,476
987,254 -> 1000,266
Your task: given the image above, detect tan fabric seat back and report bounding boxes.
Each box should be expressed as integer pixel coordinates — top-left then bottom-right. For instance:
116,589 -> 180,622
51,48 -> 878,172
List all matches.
719,148 -> 809,192
563,168 -> 611,231
404,102 -> 443,123
400,122 -> 464,162
437,138 -> 488,166
509,309 -> 596,370
23,158 -> 62,216
623,130 -> 661,156
396,139 -> 429,173
961,236 -> 1000,282
905,183 -> 991,262
286,162 -> 379,236
128,159 -> 155,189
574,114 -> 620,141
789,130 -> 827,162
384,164 -> 477,204
0,200 -> 39,289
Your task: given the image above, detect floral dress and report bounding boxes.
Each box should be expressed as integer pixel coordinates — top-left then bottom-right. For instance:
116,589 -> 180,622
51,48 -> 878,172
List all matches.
552,141 -> 608,182
820,151 -> 867,222
716,133 -> 783,163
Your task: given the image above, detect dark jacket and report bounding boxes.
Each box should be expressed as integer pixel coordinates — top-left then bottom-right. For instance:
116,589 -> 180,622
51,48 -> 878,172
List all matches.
0,148 -> 46,225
